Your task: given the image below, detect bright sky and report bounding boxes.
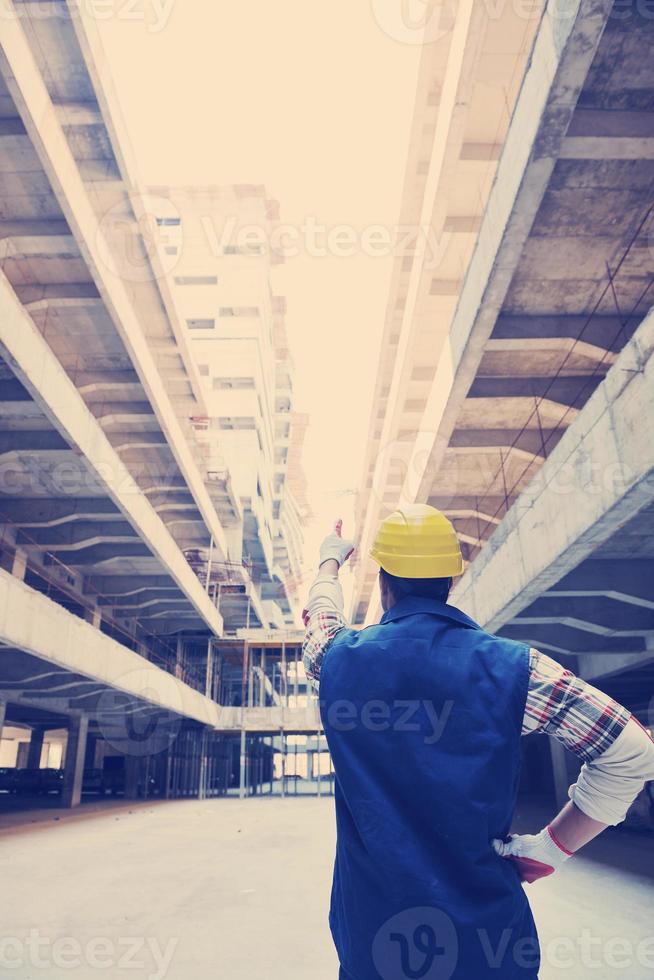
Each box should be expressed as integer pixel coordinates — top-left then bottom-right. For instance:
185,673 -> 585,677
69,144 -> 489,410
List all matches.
97,1 -> 421,588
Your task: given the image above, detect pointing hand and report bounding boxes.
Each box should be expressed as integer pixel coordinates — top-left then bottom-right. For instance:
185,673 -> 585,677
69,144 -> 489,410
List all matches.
319,519 -> 355,569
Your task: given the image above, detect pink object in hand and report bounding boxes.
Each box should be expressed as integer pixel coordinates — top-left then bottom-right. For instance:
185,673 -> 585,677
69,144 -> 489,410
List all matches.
508,856 -> 556,884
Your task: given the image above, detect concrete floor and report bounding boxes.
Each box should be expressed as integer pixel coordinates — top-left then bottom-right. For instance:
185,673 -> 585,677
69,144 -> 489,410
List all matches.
1,798 -> 652,979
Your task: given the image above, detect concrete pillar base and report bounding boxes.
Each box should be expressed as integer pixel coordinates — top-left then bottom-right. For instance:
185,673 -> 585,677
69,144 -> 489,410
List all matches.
61,715 -> 89,808
26,728 -> 45,769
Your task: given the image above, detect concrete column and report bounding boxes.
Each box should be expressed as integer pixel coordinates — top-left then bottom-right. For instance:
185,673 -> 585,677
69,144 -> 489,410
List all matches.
124,755 -> 141,799
84,733 -> 98,769
165,748 -> 172,799
61,714 -> 89,808
239,729 -> 247,799
85,607 -> 102,629
198,730 -> 208,802
26,727 -> 45,769
11,548 -> 27,581
205,640 -> 214,699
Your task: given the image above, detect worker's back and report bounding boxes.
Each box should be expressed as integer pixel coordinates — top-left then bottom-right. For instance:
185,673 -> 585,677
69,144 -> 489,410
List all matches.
320,595 -> 539,980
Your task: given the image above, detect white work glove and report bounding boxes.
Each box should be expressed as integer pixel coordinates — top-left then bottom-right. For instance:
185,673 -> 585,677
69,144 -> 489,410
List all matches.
492,827 -> 573,884
318,519 -> 354,569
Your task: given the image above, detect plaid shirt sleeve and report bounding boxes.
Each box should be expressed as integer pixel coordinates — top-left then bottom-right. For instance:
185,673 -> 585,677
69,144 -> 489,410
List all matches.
524,648 -> 631,762
302,574 -> 347,690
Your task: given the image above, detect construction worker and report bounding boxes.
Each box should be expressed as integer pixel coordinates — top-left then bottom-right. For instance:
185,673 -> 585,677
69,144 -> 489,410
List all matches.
303,506 -> 654,980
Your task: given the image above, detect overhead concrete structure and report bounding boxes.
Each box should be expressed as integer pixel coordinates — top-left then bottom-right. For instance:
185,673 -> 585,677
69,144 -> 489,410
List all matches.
0,0 -> 245,629
0,0 -> 310,807
352,0 -> 654,656
351,0 -> 545,620
454,304 -> 654,715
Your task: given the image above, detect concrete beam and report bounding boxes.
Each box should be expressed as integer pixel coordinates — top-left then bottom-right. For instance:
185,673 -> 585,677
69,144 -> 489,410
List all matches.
0,232 -> 77,259
567,110 -> 654,139
497,626 -> 646,658
0,19 -> 229,563
0,567 -> 222,727
457,395 -> 580,430
97,589 -> 183,608
20,285 -> 100,305
54,102 -> 103,128
560,136 -> 654,160
512,599 -> 654,636
547,560 -> 654,610
43,543 -> 152,565
109,596 -> 191,615
0,498 -> 121,528
577,650 -> 654,684
454,306 -> 654,632
84,575 -> 176,596
449,428 -> 560,454
0,219 -> 70,237
78,382 -> 143,401
411,0 -> 614,508
0,267 -> 222,635
16,522 -> 139,550
468,375 -> 604,406
134,616 -> 208,635
0,431 -> 69,454
482,337 -> 617,375
491,314 -> 640,351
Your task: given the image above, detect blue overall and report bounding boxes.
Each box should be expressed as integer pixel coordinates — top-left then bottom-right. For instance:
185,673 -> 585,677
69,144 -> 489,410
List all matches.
320,596 -> 539,980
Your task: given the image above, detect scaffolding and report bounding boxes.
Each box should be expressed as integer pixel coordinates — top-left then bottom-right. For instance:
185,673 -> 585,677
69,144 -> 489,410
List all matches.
219,634 -> 334,798
118,633 -> 334,801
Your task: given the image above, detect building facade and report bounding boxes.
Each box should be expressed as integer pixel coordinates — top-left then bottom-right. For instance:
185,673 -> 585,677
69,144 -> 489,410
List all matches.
148,186 -> 305,629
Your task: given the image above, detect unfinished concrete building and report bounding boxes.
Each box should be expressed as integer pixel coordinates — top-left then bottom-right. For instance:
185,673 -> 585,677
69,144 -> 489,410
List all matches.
0,1 -> 315,809
352,0 -> 654,823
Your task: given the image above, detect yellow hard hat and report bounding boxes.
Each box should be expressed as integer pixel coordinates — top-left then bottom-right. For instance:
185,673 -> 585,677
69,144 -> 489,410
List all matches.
370,503 -> 464,578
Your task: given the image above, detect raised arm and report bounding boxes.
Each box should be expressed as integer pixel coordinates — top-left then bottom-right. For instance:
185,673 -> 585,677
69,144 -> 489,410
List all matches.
302,520 -> 354,690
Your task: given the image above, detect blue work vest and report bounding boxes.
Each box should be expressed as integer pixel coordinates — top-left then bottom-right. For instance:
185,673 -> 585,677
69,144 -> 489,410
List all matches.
320,596 -> 539,980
